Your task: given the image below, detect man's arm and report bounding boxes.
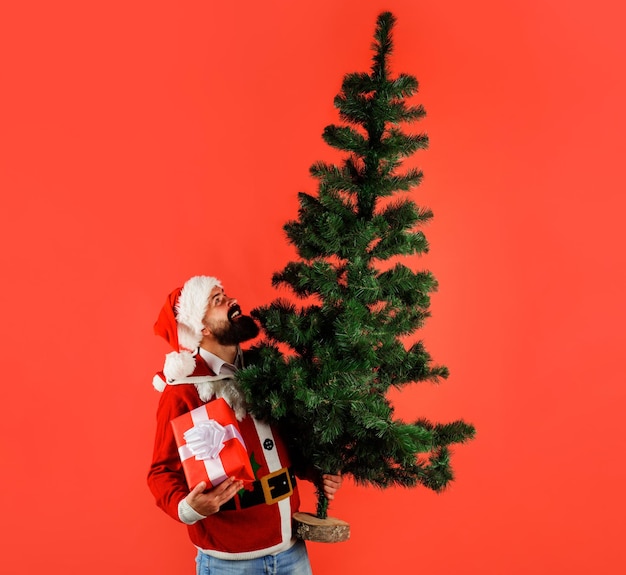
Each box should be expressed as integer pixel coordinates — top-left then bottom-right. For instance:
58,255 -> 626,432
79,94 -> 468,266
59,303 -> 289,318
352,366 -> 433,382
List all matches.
147,390 -> 191,521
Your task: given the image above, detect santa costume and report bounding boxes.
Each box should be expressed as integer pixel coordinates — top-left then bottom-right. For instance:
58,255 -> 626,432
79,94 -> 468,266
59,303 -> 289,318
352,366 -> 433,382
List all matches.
147,276 -> 302,559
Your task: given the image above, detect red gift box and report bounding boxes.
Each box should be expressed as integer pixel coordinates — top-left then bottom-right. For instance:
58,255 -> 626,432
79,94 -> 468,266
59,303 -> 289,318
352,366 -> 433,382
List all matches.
170,398 -> 255,490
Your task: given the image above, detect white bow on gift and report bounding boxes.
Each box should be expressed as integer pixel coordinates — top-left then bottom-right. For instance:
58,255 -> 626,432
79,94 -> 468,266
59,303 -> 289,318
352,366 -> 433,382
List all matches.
181,420 -> 246,461
183,421 -> 226,460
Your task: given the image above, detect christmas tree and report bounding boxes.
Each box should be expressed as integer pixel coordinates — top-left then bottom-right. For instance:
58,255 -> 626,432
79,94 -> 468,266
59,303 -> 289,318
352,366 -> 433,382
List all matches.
238,11 -> 475,522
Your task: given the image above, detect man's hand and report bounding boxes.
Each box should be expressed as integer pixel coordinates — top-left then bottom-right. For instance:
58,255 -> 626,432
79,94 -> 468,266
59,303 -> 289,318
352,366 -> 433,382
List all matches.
321,473 -> 342,501
185,477 -> 243,516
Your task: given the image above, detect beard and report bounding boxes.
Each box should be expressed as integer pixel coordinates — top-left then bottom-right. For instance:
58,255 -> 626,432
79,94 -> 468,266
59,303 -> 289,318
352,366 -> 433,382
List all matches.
209,312 -> 260,346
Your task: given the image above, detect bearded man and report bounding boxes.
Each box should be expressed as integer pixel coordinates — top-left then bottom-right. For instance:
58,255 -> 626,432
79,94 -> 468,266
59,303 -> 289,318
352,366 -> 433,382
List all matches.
148,275 -> 341,575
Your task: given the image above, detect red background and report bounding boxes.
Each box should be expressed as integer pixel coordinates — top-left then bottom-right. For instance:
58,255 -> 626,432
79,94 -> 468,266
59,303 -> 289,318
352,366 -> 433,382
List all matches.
2,1 -> 625,573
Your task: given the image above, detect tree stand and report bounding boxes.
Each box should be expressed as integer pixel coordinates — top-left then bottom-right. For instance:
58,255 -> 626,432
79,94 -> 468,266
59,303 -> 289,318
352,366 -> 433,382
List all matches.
293,512 -> 350,543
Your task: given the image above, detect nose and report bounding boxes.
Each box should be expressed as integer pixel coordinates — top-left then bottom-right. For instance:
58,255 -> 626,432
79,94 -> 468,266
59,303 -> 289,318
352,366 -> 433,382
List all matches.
227,297 -> 237,306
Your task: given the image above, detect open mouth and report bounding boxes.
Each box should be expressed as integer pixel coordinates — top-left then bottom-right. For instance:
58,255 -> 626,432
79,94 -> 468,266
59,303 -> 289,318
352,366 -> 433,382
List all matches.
228,306 -> 242,321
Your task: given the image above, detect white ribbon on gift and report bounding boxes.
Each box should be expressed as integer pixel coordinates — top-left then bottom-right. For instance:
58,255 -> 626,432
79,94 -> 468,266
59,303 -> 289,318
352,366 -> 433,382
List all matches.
178,406 -> 247,487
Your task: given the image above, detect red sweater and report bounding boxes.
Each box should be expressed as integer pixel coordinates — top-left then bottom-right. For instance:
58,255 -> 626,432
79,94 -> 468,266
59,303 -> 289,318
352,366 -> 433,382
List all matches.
147,359 -> 301,559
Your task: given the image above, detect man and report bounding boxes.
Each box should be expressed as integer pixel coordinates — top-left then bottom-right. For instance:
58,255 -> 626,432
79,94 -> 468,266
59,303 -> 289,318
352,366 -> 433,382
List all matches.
148,275 -> 342,574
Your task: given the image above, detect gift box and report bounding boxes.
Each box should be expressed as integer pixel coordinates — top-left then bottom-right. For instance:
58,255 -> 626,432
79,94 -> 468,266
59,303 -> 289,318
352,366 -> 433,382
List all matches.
170,398 -> 255,490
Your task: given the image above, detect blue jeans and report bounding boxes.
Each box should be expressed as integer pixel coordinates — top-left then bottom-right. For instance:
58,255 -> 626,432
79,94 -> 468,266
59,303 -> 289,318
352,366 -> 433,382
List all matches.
195,541 -> 312,575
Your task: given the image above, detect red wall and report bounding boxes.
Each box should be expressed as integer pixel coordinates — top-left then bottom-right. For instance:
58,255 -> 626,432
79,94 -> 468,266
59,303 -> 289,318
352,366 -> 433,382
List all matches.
2,1 -> 625,573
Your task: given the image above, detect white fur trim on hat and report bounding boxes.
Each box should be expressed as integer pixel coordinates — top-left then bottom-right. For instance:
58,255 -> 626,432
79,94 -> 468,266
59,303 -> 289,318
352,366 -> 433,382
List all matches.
175,276 -> 222,351
163,350 -> 197,382
152,373 -> 167,392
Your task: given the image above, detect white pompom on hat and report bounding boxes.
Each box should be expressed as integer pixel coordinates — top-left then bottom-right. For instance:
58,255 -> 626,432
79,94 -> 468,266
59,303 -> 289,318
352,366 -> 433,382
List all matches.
153,275 -> 222,385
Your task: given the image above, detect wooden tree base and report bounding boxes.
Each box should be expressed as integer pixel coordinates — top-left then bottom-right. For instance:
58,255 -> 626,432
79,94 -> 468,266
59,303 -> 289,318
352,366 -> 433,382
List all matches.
293,512 -> 350,543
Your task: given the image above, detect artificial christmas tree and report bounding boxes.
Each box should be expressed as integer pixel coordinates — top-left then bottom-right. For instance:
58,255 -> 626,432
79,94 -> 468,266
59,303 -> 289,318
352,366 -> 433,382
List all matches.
237,11 -> 475,542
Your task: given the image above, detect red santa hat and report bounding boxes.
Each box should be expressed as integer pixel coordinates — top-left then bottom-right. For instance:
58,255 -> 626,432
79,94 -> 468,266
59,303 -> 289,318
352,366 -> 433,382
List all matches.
153,275 -> 222,388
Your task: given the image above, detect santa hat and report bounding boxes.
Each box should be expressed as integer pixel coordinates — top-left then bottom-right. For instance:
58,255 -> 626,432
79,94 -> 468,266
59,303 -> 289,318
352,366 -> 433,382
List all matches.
153,275 -> 222,388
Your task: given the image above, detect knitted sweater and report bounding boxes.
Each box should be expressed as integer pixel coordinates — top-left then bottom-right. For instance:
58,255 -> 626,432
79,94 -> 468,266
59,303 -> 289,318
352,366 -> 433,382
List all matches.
147,356 -> 300,559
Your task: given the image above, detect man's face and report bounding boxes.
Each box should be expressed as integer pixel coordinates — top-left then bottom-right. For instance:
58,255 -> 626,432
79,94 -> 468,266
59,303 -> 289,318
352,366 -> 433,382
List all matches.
202,286 -> 259,346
